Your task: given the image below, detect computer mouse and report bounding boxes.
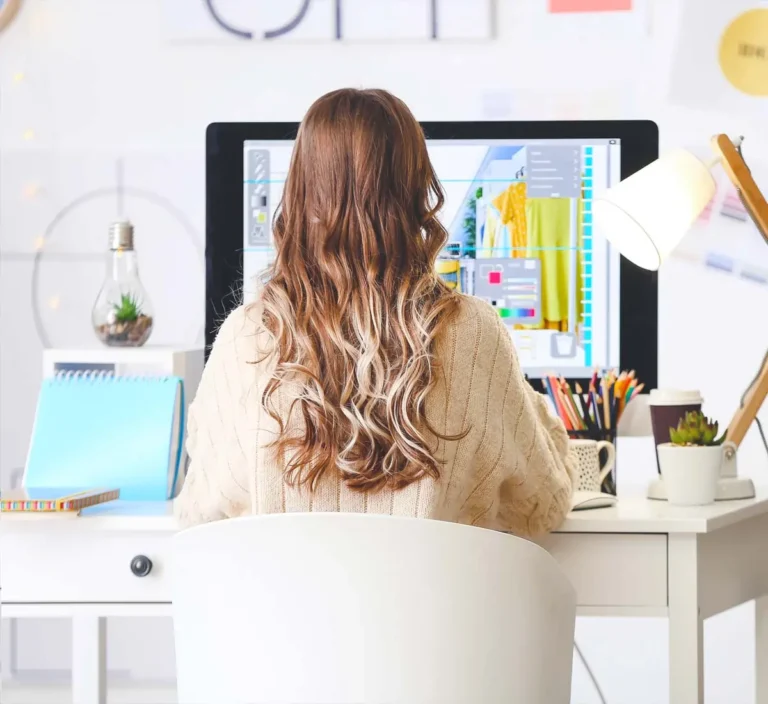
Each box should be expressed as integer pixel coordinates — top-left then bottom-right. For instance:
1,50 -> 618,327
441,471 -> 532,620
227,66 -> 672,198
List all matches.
571,490 -> 618,511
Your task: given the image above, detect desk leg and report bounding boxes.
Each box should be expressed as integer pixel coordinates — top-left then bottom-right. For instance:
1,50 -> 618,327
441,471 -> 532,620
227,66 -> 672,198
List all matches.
757,596 -> 768,703
72,616 -> 106,704
668,534 -> 704,704
0,619 -> 18,680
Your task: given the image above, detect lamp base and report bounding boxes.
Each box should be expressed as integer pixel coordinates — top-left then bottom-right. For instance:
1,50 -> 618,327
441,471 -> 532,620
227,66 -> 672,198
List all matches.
647,476 -> 756,501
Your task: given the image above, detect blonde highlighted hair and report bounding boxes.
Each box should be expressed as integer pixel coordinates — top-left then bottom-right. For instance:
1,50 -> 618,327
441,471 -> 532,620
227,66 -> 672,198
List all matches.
259,88 -> 460,492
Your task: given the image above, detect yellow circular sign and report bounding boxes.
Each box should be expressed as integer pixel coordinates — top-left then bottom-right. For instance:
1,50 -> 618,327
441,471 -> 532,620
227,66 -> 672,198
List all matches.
719,8 -> 768,96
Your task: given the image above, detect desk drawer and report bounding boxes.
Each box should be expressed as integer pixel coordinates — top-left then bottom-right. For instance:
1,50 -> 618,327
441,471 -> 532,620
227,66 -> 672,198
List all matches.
540,533 -> 667,608
2,530 -> 172,603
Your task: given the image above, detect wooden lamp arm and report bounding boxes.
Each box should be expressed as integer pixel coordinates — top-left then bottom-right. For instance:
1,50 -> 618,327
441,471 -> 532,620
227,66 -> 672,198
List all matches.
712,134 -> 768,242
714,134 -> 768,446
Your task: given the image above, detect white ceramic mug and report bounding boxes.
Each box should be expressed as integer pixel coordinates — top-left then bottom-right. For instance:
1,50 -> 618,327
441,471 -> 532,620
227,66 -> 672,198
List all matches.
569,439 -> 616,492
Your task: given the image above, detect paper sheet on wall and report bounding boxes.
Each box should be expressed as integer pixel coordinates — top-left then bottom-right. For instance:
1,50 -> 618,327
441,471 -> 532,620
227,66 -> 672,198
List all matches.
672,159 -> 768,289
481,92 -> 515,119
669,0 -> 768,114
533,0 -> 648,39
163,0 -> 495,43
549,0 -> 631,12
480,86 -> 627,121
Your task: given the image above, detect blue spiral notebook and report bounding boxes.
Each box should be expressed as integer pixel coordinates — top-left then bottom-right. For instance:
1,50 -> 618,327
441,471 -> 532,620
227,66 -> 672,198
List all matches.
24,373 -> 185,501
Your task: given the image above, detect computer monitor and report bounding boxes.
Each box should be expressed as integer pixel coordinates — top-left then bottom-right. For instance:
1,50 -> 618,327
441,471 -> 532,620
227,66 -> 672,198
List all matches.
206,121 -> 658,387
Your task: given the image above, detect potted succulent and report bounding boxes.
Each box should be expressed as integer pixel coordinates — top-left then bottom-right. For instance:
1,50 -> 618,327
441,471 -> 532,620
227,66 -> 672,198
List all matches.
94,293 -> 153,347
658,411 -> 726,506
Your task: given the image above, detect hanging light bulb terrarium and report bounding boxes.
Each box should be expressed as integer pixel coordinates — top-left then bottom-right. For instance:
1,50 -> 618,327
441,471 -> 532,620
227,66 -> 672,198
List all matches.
92,221 -> 154,347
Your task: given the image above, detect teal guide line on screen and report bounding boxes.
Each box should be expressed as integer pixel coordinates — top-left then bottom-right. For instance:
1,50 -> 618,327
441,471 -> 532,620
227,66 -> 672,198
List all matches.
24,374 -> 185,501
582,146 -> 594,367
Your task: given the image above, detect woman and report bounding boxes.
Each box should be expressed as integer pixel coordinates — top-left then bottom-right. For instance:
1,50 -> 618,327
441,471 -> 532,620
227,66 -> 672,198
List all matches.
175,88 -> 575,536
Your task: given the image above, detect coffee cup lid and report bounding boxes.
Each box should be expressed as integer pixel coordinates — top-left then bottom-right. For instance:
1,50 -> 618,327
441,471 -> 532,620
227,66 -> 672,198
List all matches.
649,389 -> 703,406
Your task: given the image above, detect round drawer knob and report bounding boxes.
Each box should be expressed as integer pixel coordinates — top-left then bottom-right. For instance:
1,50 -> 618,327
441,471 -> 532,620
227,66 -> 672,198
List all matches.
130,555 -> 153,577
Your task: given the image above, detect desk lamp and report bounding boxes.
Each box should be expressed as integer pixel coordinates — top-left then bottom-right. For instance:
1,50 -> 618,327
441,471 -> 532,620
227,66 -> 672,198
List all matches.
594,135 -> 768,501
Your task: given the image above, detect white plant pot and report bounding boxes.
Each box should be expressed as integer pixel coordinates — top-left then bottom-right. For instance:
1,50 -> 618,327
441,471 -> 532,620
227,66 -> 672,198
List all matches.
658,443 -> 723,506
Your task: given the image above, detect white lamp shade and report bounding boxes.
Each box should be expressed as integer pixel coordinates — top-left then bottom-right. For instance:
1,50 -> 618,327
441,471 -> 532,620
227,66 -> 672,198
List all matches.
593,149 -> 716,270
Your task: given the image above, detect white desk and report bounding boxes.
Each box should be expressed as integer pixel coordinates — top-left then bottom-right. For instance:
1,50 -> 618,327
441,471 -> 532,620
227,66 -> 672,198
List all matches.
4,494 -> 768,704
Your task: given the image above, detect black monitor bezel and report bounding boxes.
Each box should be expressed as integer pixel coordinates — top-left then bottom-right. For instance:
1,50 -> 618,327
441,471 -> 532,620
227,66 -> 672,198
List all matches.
206,120 -> 658,390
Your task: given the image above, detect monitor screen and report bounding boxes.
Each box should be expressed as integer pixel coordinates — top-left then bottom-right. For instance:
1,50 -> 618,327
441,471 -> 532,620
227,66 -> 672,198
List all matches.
242,137 -> 621,379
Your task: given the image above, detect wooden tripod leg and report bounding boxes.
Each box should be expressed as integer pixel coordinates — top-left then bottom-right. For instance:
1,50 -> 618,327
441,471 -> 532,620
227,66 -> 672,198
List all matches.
712,134 -> 768,447
726,354 -> 768,447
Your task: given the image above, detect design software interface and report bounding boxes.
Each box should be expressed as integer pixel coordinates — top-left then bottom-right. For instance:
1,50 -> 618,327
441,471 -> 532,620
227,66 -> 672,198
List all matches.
242,138 -> 621,378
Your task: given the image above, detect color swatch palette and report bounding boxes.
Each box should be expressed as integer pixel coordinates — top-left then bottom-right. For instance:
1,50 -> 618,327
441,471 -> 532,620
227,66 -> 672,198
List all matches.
497,307 -> 537,319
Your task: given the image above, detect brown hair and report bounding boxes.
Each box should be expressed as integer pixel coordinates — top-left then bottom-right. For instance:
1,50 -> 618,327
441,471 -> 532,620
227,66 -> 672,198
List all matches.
259,88 -> 459,492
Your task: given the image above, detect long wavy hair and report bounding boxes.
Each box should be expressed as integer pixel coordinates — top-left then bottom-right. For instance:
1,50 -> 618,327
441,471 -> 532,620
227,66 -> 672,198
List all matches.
259,88 -> 460,492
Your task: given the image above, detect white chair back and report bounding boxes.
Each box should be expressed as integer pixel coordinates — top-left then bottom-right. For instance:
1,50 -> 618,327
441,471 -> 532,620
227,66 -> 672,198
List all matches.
617,393 -> 653,437
172,513 -> 576,704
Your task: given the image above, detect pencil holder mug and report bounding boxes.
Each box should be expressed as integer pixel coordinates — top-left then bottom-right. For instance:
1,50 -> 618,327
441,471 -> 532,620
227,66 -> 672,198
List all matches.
569,439 -> 616,492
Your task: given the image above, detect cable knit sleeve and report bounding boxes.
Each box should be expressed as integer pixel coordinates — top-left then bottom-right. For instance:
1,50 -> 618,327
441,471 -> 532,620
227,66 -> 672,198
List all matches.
466,303 -> 576,538
174,307 -> 256,528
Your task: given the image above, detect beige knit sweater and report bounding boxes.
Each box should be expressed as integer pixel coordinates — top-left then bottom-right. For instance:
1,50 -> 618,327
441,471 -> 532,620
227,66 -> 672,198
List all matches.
174,295 -> 576,537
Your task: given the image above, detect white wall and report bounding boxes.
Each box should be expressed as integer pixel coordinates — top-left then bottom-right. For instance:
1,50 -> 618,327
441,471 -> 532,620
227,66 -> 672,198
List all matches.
2,0 -> 768,701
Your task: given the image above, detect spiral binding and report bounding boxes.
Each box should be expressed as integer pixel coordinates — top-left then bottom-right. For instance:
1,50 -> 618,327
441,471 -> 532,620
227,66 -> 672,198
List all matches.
46,371 -> 186,496
50,370 -> 180,384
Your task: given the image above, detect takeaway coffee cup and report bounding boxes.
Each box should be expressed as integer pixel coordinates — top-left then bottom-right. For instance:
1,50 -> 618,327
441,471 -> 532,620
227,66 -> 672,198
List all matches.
648,389 -> 703,472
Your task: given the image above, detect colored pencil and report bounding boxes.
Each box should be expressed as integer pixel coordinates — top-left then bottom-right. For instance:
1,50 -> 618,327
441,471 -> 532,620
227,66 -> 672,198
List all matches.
561,378 -> 585,430
542,369 -> 645,436
542,375 -> 558,409
545,375 -> 572,430
623,379 -> 636,406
